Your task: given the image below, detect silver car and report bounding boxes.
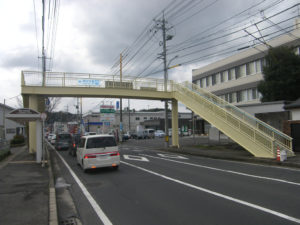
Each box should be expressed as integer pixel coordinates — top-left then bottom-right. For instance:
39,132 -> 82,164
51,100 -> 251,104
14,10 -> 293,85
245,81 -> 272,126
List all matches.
77,135 -> 120,172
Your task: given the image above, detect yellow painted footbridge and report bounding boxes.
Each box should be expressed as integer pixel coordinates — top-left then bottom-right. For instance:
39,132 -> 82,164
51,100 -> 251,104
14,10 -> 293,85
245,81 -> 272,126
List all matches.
21,71 -> 294,158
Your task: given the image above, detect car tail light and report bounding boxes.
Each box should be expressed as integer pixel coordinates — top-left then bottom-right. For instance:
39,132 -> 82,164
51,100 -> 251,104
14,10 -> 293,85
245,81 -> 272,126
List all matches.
84,154 -> 96,159
110,152 -> 120,156
73,143 -> 76,148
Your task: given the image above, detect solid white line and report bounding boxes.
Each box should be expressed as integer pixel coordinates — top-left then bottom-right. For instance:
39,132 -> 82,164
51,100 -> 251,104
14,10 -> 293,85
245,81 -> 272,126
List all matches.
141,154 -> 300,187
121,160 -> 300,224
55,151 -> 113,225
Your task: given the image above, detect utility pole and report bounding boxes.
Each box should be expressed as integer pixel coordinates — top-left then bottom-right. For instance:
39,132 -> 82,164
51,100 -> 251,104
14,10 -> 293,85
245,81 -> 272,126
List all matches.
42,0 -> 46,86
80,97 -> 83,135
2,99 -> 6,140
162,12 -> 169,148
155,11 -> 171,148
128,99 -> 131,132
120,53 -> 123,141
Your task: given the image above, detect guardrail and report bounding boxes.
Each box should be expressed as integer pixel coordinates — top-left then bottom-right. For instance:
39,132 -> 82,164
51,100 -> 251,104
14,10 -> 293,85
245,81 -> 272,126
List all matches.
21,71 -> 174,92
179,82 -> 293,153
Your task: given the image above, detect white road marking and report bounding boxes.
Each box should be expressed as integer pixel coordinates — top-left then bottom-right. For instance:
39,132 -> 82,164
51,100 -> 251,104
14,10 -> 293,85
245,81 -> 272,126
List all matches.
142,154 -> 300,187
157,153 -> 188,160
55,151 -> 113,225
123,155 -> 149,162
121,160 -> 300,224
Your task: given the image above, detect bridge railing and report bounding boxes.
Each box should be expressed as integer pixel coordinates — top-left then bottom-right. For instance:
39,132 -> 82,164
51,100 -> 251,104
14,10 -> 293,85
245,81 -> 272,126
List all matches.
177,82 -> 293,153
21,71 -> 174,92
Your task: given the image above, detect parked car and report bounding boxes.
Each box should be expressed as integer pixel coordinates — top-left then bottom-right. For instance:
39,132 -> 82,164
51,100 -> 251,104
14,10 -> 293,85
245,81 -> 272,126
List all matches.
137,130 -> 147,139
145,129 -> 155,139
130,132 -> 137,139
123,133 -> 130,141
84,132 -> 96,136
55,133 -> 72,151
50,135 -> 56,144
69,133 -> 81,156
76,134 -> 120,172
155,130 -> 165,138
48,133 -> 55,141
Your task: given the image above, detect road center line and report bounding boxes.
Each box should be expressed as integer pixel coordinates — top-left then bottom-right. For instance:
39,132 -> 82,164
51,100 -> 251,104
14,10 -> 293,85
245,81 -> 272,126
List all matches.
121,160 -> 300,224
55,151 -> 113,225
141,154 -> 300,186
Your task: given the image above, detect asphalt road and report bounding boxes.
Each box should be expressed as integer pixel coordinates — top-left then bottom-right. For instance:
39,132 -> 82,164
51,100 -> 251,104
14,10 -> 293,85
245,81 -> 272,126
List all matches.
53,138 -> 300,225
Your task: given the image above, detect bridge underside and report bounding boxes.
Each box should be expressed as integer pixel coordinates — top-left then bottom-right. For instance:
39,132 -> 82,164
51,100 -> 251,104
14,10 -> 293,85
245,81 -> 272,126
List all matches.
22,86 -> 173,105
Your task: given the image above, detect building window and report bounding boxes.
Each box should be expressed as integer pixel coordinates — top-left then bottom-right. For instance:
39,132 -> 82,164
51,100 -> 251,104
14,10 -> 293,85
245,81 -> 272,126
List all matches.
228,68 -> 235,80
135,117 -> 140,121
208,76 -> 212,86
255,59 -> 263,73
246,61 -> 255,75
216,73 -> 220,84
6,128 -> 16,134
231,92 -> 237,103
220,72 -> 224,83
150,117 -> 153,120
236,90 -> 247,102
252,88 -> 258,99
235,65 -> 246,79
144,117 -> 147,120
212,74 -> 216,85
202,78 -> 206,88
199,79 -> 203,88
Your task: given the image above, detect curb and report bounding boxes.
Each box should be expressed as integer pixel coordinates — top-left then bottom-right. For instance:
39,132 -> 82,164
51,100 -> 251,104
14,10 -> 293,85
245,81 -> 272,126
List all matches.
46,144 -> 59,225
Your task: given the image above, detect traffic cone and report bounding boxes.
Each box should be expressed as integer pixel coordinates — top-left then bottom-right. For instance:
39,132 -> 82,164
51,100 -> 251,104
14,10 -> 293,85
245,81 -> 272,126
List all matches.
276,146 -> 280,161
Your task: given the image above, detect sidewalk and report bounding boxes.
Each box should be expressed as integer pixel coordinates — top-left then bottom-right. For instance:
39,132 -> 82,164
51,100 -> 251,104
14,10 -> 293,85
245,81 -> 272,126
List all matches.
0,146 -> 50,225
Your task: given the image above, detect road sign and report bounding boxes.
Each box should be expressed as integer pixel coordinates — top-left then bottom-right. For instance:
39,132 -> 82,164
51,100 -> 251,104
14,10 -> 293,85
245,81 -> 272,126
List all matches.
41,112 -> 47,121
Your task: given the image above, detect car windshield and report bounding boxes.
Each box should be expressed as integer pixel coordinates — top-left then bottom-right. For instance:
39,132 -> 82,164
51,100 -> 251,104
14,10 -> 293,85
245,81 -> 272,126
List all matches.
58,134 -> 72,140
86,136 -> 117,149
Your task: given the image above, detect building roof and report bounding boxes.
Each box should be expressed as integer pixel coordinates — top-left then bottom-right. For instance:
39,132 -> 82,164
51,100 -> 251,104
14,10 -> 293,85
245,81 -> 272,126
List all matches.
284,98 -> 300,110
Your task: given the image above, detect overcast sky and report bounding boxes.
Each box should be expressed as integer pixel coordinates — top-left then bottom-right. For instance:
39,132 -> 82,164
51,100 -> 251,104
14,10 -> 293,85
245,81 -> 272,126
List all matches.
0,0 -> 298,114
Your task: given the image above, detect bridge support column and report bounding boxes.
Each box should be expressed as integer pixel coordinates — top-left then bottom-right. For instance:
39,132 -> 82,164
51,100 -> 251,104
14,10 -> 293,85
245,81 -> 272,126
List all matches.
172,99 -> 179,148
29,95 -> 38,154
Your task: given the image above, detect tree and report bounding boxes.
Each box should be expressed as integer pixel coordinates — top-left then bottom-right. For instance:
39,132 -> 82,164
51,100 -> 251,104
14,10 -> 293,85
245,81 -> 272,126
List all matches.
46,97 -> 61,112
258,46 -> 300,102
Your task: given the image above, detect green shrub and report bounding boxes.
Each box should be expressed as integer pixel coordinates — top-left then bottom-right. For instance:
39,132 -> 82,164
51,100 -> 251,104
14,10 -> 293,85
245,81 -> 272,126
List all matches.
10,134 -> 25,145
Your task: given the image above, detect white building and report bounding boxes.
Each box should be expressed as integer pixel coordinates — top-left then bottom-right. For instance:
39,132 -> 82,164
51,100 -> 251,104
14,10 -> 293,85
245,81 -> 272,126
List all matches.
192,19 -> 300,108
192,19 -> 300,131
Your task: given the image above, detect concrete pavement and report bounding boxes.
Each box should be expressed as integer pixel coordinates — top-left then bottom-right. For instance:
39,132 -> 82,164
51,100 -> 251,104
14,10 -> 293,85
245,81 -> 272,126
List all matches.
0,145 -> 57,225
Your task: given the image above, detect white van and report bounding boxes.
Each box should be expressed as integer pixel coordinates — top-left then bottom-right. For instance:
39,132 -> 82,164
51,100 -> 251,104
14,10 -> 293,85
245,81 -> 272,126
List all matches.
77,134 -> 120,172
145,129 -> 155,139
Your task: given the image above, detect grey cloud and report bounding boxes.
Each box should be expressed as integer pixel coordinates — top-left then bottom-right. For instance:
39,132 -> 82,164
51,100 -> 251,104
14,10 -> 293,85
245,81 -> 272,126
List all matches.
1,48 -> 38,70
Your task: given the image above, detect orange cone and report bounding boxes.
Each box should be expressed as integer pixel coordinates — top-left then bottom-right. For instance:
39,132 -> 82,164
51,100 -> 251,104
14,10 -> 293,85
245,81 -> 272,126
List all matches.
276,146 -> 280,161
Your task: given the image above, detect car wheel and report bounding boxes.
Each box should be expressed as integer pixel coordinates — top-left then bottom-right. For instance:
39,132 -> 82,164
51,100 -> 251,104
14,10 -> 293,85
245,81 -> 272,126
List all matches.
82,160 -> 88,173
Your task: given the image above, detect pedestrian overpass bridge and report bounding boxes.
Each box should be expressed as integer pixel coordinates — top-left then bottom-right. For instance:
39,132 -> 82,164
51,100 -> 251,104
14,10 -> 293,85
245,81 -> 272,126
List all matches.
21,71 -> 294,158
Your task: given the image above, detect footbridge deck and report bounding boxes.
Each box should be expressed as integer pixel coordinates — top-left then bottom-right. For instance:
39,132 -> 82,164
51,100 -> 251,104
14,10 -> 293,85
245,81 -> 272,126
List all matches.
21,71 -> 294,158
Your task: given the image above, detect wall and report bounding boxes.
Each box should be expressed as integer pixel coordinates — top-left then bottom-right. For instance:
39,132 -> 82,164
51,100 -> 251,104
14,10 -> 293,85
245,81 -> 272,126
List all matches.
291,109 -> 300,120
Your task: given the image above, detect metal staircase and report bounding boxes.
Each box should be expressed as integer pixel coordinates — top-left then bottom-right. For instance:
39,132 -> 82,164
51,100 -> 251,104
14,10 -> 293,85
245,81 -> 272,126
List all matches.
174,81 -> 294,158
